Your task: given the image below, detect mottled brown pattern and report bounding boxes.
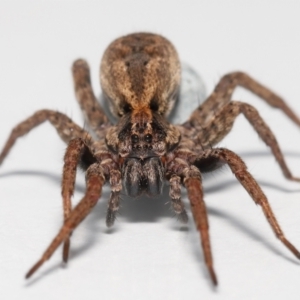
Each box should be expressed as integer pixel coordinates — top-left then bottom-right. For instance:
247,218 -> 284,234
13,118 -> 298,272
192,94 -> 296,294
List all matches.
204,148 -> 300,259
0,32 -> 299,286
184,166 -> 217,285
26,163 -> 105,279
185,72 -> 300,128
100,33 -> 180,117
0,110 -> 90,165
73,59 -> 110,138
169,175 -> 188,223
61,138 -> 91,262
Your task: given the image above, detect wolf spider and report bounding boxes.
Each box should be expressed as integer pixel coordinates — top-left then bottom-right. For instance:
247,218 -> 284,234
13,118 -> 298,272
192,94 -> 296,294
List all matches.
1,32 -> 300,285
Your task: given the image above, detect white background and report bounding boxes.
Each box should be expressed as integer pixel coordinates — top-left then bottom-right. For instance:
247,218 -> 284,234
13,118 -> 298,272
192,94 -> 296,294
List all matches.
1,1 -> 300,299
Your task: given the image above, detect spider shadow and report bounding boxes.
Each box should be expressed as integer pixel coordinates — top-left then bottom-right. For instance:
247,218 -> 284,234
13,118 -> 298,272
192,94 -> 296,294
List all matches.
206,207 -> 298,264
238,150 -> 300,160
203,149 -> 300,194
25,261 -> 63,286
0,170 -> 176,265
69,185 -> 177,260
2,148 -> 300,281
185,205 -> 299,288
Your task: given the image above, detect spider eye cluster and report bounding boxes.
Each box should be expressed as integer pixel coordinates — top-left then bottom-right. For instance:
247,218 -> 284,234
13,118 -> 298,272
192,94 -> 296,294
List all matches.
131,133 -> 153,152
131,134 -> 139,143
144,134 -> 152,143
131,133 -> 153,142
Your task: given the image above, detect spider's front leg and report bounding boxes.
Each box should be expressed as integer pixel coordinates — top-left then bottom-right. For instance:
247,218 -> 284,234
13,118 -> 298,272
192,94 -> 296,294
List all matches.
26,160 -> 105,279
0,111 -> 95,262
195,148 -> 300,260
61,138 -> 95,262
166,155 -> 217,285
105,169 -> 122,227
183,166 -> 217,285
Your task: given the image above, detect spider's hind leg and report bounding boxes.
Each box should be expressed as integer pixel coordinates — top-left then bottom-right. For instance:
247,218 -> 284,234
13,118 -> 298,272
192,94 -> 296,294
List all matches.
186,72 -> 300,129
72,59 -> 111,138
196,101 -> 300,182
0,110 -> 91,166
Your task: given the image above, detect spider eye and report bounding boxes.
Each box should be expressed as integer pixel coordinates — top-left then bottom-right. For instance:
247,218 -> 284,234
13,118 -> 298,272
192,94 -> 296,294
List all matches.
123,103 -> 132,114
131,134 -> 139,143
150,98 -> 159,111
144,134 -> 152,143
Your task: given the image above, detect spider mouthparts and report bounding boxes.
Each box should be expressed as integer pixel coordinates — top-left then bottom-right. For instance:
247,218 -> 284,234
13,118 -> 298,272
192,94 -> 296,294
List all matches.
123,156 -> 164,197
127,154 -> 158,160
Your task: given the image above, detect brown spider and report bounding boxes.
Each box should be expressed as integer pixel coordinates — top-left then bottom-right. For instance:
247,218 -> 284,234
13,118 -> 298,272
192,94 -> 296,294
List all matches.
1,32 -> 300,286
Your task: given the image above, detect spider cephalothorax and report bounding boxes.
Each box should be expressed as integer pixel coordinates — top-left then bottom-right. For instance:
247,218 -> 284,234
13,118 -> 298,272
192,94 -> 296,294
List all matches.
108,108 -> 181,197
106,109 -> 180,158
1,32 -> 300,286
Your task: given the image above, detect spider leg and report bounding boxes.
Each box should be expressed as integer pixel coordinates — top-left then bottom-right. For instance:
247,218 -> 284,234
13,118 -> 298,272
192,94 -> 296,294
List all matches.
61,138 -> 95,262
183,166 -> 217,285
195,148 -> 300,260
169,175 -> 188,223
0,109 -> 92,165
106,169 -> 122,227
196,101 -> 300,181
72,59 -> 110,138
25,163 -> 105,279
184,72 -> 300,130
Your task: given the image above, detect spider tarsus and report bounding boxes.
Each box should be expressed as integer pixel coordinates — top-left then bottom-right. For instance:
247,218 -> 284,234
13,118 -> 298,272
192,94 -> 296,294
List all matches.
178,210 -> 188,224
290,176 -> 300,182
106,209 -> 116,228
62,238 -> 70,263
208,267 -> 218,286
281,237 -> 300,260
25,259 -> 44,279
72,59 -> 90,80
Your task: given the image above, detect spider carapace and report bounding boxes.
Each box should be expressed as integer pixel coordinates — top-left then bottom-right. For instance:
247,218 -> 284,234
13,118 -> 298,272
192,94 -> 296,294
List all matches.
1,32 -> 300,286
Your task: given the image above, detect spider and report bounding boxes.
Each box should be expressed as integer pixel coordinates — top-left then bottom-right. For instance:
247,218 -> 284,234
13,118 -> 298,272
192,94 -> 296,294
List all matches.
0,32 -> 300,286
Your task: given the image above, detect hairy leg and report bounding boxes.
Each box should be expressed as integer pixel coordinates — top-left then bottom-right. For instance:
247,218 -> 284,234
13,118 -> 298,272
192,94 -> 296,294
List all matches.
61,138 -> 96,262
166,148 -> 217,284
0,109 -> 91,165
184,72 -> 300,130
194,148 -> 300,260
26,163 -> 105,279
183,166 -> 217,285
72,59 -> 110,138
0,111 -> 94,263
106,169 -> 122,227
196,101 -> 300,181
169,175 -> 188,223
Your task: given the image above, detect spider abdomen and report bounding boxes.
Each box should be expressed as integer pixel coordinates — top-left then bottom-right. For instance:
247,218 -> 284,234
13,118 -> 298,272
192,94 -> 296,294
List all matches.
100,32 -> 181,118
